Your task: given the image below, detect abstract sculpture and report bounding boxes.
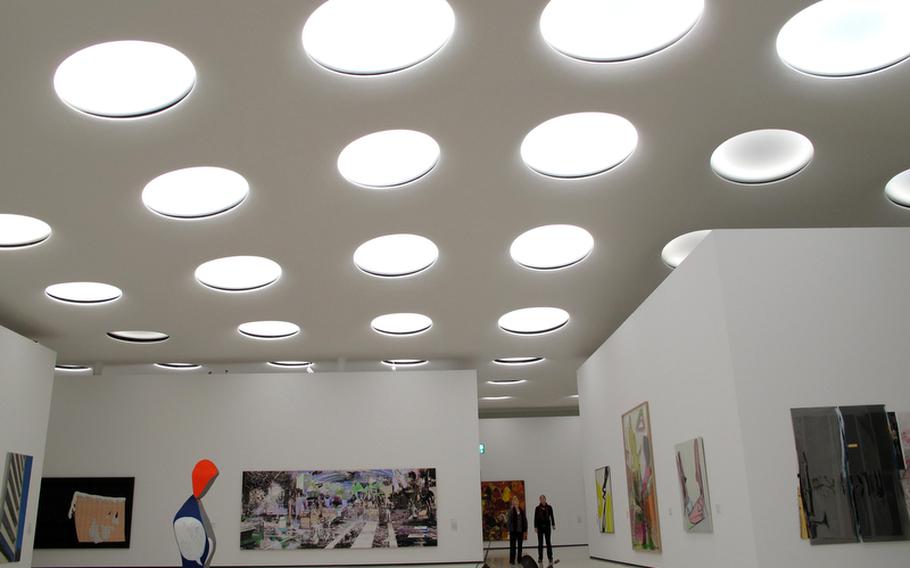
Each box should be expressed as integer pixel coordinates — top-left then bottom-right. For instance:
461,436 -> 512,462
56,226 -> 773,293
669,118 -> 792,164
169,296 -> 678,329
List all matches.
174,459 -> 218,568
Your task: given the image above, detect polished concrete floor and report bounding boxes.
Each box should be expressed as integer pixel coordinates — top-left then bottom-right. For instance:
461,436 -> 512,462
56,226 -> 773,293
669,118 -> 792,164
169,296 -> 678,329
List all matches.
481,546 -> 620,568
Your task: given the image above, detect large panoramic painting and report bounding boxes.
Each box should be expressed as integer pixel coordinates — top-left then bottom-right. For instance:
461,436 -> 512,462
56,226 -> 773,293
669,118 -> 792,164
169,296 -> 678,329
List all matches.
34,477 -> 135,549
621,402 -> 660,551
674,437 -> 712,533
594,466 -> 613,534
241,469 -> 437,549
481,480 -> 525,541
0,453 -> 33,563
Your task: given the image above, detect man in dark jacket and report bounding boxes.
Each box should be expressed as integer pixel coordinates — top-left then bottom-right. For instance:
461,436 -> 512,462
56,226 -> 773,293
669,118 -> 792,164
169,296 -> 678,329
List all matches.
508,496 -> 528,565
534,494 -> 555,564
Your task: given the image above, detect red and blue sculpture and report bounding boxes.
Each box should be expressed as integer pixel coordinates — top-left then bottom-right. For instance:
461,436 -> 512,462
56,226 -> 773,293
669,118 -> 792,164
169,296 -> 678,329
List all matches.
174,459 -> 218,568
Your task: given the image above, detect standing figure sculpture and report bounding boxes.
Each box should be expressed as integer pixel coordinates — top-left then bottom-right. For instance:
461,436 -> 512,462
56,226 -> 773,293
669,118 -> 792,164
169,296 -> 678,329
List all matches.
174,459 -> 219,568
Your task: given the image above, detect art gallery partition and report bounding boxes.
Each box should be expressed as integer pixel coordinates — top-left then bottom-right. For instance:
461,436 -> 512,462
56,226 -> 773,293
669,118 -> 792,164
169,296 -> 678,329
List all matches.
578,228 -> 910,568
35,370 -> 483,567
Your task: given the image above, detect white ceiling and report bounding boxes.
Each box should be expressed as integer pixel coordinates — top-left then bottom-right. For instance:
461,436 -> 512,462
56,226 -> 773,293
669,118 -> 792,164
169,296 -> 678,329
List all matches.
2,0 -> 909,414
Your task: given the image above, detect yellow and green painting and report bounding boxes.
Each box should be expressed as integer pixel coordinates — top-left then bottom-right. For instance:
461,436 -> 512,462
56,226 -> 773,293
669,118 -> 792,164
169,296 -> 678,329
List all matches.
594,466 -> 614,533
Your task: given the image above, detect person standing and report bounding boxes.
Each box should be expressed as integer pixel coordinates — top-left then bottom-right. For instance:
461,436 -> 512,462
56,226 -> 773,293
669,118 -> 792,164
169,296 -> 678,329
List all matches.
508,496 -> 528,565
534,495 -> 555,565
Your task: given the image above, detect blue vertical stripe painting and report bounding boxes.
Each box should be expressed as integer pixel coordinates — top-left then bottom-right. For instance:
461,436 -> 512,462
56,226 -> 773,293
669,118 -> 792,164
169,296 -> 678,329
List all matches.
1,452 -> 34,563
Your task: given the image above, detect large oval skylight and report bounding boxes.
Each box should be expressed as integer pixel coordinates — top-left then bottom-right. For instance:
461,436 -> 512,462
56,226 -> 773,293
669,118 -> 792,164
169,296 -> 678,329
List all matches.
776,0 -> 910,77
510,224 -> 594,270
488,379 -> 528,385
107,330 -> 169,343
493,357 -> 545,366
267,360 -> 313,369
154,363 -> 201,370
55,364 -> 93,373
710,130 -> 814,184
302,0 -> 456,75
381,358 -> 429,368
661,230 -> 711,268
195,256 -> 282,292
142,167 -> 249,219
353,234 -> 439,278
238,321 -> 301,340
0,214 -> 52,248
540,0 -> 705,62
480,396 -> 513,401
884,169 -> 910,208
337,130 -> 440,188
45,282 -> 122,305
520,112 -> 638,178
371,313 -> 433,336
54,40 -> 196,118
498,307 -> 570,335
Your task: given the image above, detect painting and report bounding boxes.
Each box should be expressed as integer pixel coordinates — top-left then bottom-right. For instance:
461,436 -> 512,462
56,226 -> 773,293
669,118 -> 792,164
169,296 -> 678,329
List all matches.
674,437 -> 712,533
175,459 -> 218,568
621,402 -> 661,551
894,412 -> 910,516
594,467 -> 613,534
34,477 -> 134,549
242,469 -> 437,549
0,453 -> 33,563
481,480 -> 525,541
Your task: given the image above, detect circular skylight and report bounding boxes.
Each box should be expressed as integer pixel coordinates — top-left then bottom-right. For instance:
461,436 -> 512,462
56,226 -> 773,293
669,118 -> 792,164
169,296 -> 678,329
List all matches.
142,167 -> 249,219
55,364 -> 92,373
0,214 -> 52,248
268,361 -> 313,369
195,256 -> 282,292
710,129 -> 814,184
45,282 -> 122,305
487,379 -> 527,385
238,321 -> 301,340
493,357 -> 545,366
353,234 -> 439,278
540,0 -> 705,62
498,307 -> 570,335
520,112 -> 638,179
661,230 -> 711,268
107,330 -> 169,343
337,130 -> 440,189
381,359 -> 428,368
302,0 -> 456,75
54,40 -> 196,118
480,396 -> 513,401
884,168 -> 910,208
776,0 -> 910,78
371,313 -> 433,336
154,363 -> 201,370
510,224 -> 594,270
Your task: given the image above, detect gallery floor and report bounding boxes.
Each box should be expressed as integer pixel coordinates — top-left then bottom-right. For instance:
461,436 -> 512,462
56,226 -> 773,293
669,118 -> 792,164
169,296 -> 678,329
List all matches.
483,546 -> 619,568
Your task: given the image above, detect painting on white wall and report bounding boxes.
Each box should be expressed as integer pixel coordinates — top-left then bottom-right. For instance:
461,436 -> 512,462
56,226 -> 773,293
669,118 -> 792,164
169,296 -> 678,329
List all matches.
674,437 -> 713,533
0,452 -> 33,563
594,466 -> 614,534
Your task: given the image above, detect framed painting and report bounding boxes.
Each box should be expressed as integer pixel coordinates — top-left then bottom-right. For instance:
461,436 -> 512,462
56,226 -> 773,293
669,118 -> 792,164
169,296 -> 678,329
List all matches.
34,477 -> 135,549
674,437 -> 713,533
0,453 -> 33,563
622,402 -> 660,551
594,466 -> 613,534
481,480 -> 525,541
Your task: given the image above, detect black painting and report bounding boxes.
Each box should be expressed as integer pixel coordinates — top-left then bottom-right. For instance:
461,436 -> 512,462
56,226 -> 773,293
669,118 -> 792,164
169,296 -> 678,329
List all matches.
34,477 -> 134,549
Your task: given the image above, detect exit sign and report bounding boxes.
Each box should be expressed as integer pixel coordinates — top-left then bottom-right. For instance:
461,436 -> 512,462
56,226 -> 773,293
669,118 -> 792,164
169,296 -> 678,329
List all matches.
479,443 -> 485,454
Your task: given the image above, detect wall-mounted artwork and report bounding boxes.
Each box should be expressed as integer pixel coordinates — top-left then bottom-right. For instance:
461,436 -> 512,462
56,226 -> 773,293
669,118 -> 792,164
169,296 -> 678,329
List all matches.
481,480 -> 525,541
594,466 -> 613,534
175,459 -> 218,568
34,477 -> 134,549
893,412 -> 910,516
674,437 -> 712,533
621,402 -> 661,551
0,453 -> 33,563
242,469 -> 437,549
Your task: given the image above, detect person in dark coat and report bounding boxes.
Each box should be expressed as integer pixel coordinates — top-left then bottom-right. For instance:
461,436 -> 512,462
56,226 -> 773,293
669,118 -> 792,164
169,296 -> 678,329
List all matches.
534,494 -> 556,564
508,496 -> 528,565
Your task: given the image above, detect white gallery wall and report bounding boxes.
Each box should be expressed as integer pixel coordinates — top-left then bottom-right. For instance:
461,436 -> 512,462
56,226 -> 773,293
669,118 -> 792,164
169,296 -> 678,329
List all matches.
0,325 -> 56,568
35,370 -> 482,567
479,417 -> 587,548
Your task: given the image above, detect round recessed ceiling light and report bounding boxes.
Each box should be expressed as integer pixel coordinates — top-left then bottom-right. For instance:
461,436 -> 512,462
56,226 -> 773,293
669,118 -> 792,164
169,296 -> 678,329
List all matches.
493,357 -> 545,366
154,363 -> 201,370
540,0 -> 705,63
498,307 -> 570,336
353,234 -> 439,278
267,360 -> 313,369
381,359 -> 428,368
302,0 -> 455,75
487,379 -> 527,385
55,364 -> 93,373
661,230 -> 711,269
45,282 -> 122,305
371,313 -> 433,336
480,396 -> 513,401
776,0 -> 910,78
195,256 -> 282,293
142,166 -> 249,219
238,321 -> 300,340
337,130 -> 440,189
107,330 -> 169,344
521,112 -> 638,179
510,224 -> 594,270
885,168 -> 910,208
54,40 -> 196,118
710,129 -> 814,185
0,214 -> 52,249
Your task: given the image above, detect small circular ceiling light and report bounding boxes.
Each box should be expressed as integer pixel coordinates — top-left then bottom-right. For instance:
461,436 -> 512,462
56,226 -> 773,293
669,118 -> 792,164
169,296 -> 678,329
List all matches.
371,313 -> 433,336
54,40 -> 196,118
493,357 -> 545,366
381,359 -> 428,368
480,396 -> 513,401
540,0 -> 705,62
154,363 -> 201,370
521,112 -> 638,179
884,168 -> 910,208
45,282 -> 122,305
55,364 -> 93,373
487,379 -> 527,385
238,321 -> 300,340
711,129 -> 814,184
302,0 -> 455,75
498,307 -> 570,336
353,234 -> 439,278
776,0 -> 910,78
142,166 -> 249,219
0,214 -> 52,249
195,256 -> 282,292
267,360 -> 313,369
661,230 -> 711,269
107,330 -> 169,343
510,224 -> 594,270
337,130 -> 440,189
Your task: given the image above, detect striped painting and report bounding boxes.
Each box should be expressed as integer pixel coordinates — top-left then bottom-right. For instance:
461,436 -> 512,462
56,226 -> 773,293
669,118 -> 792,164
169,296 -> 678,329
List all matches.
1,452 -> 34,563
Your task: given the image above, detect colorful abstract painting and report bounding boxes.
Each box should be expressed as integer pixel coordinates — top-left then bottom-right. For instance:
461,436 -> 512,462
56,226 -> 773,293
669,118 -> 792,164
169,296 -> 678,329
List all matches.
34,477 -> 134,549
674,437 -> 712,533
481,480 -> 525,541
594,466 -> 613,534
621,402 -> 660,551
241,469 -> 437,549
0,453 -> 33,563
